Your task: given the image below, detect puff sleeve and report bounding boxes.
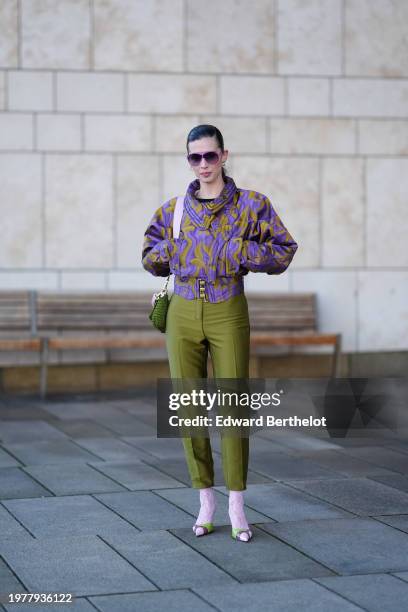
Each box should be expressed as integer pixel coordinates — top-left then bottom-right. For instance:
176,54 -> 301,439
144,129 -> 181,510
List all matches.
141,205 -> 173,277
240,196 -> 298,275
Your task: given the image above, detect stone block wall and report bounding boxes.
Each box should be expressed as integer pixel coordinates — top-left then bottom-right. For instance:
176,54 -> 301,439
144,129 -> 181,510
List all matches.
0,0 -> 407,356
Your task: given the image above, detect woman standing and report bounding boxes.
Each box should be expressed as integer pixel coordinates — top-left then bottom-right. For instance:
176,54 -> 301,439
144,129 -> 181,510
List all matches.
142,125 -> 298,542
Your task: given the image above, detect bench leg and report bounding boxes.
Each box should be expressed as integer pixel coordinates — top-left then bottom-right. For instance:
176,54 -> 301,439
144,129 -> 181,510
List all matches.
332,335 -> 342,378
40,339 -> 49,400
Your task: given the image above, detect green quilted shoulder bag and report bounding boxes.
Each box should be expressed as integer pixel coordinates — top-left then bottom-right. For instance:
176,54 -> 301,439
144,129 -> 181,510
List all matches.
148,195 -> 184,333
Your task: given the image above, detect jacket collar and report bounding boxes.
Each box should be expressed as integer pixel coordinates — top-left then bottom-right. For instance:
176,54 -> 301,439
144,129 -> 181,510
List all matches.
184,175 -> 238,229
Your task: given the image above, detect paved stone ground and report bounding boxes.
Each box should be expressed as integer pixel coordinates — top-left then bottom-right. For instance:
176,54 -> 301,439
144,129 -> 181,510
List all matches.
0,388 -> 408,612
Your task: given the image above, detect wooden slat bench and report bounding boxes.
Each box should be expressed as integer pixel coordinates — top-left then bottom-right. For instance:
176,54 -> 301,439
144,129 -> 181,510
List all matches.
0,290 -> 41,353
0,290 -> 341,398
246,292 -> 341,378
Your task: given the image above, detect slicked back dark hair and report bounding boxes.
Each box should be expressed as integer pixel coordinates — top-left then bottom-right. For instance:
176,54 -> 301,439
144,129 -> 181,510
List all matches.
186,124 -> 227,179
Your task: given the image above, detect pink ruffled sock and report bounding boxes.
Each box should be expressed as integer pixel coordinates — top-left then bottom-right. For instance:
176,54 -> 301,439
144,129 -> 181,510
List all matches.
193,487 -> 216,536
229,490 -> 252,541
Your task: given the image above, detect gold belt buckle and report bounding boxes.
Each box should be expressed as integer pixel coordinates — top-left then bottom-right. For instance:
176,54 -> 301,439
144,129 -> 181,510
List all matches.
198,279 -> 208,302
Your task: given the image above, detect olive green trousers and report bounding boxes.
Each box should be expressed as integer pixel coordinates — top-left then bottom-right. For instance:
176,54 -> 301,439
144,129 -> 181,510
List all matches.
165,291 -> 250,491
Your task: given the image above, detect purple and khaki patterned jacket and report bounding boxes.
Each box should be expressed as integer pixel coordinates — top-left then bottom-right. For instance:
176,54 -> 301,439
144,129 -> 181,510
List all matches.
142,175 -> 298,303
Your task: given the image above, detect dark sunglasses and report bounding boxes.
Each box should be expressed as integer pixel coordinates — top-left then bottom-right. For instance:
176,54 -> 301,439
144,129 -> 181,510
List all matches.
187,150 -> 221,166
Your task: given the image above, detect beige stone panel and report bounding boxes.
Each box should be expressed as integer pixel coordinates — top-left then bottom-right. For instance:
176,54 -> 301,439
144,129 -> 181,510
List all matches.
187,0 -> 274,73
0,271 -> 57,289
0,113 -> 33,149
94,0 -> 183,71
162,154 -> 196,203
333,78 -> 408,118
37,114 -> 81,151
8,71 -> 53,111
288,77 -> 330,116
358,271 -> 408,351
109,270 -> 158,290
220,75 -> 284,115
0,0 -> 18,67
0,71 -> 4,108
244,270 -> 290,293
293,269 -> 358,352
128,74 -> 216,114
0,153 -> 42,267
21,0 -> 90,69
198,116 -> 267,153
278,0 -> 342,75
366,158 -> 408,266
322,158 -> 364,266
268,118 -> 355,154
57,72 -> 124,112
85,115 -> 151,152
60,271 -> 107,290
45,154 -> 113,267
233,156 -> 318,267
116,155 -> 160,268
345,0 -> 408,77
154,115 -> 200,152
359,120 -> 408,155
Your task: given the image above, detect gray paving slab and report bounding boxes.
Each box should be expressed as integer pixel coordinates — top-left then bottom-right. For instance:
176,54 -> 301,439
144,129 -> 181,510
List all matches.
288,476 -> 408,515
338,446 -> 408,473
122,435 -> 187,459
2,495 -> 140,538
374,514 -> 408,534
256,431 -> 344,452
90,460 -> 186,490
94,490 -> 195,530
0,557 -> 25,594
90,590 -> 217,612
1,392 -> 407,608
41,402 -> 123,421
103,529 -> 237,589
262,517 -> 408,574
23,463 -> 127,495
109,398 -> 155,411
315,573 -> 408,612
288,449 -> 398,477
73,436 -> 157,462
0,534 -> 156,596
211,433 -> 291,454
0,407 -> 54,421
0,448 -> 21,468
173,523 -> 334,582
117,403 -> 157,418
193,579 -> 364,612
0,421 -> 68,443
0,504 -> 33,542
48,418 -> 116,438
368,473 -> 408,493
94,415 -> 157,436
384,439 -> 408,454
324,435 -> 397,448
1,440 -> 104,465
0,467 -> 52,499
3,599 -> 96,612
214,483 -> 353,522
156,486 -> 271,526
248,450 -> 346,481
